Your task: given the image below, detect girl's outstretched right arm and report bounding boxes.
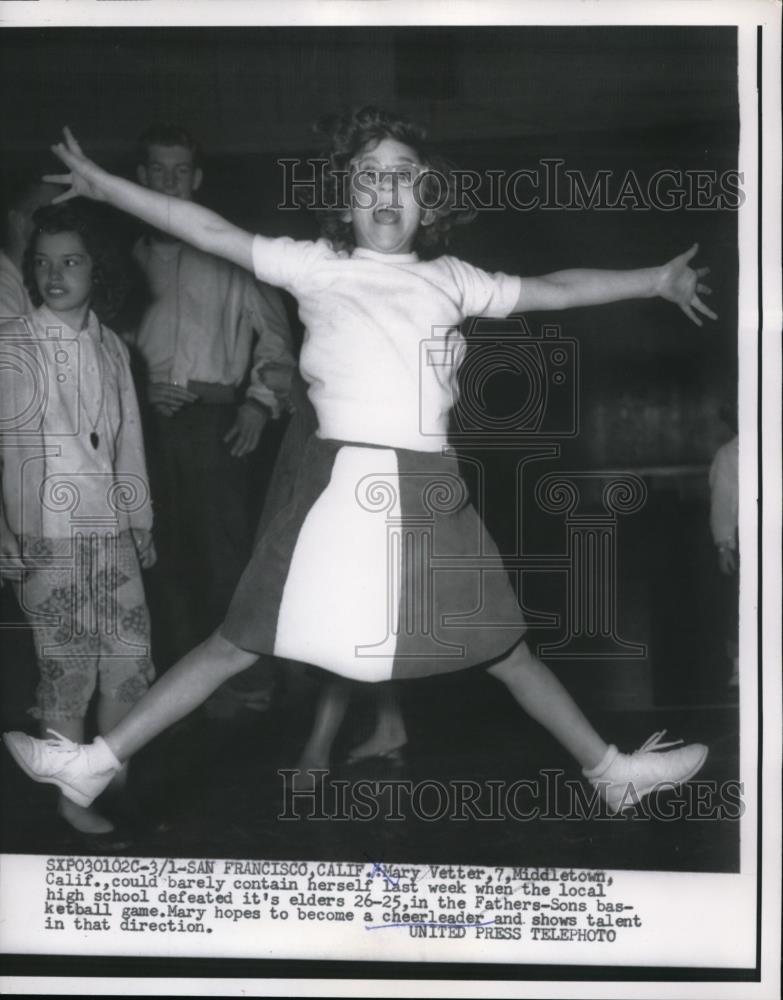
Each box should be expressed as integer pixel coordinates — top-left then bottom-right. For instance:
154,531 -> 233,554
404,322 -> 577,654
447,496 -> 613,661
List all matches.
46,128 -> 254,273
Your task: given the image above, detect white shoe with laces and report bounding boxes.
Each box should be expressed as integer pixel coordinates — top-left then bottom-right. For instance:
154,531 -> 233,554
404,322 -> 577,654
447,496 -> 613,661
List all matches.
3,729 -> 121,808
583,730 -> 709,814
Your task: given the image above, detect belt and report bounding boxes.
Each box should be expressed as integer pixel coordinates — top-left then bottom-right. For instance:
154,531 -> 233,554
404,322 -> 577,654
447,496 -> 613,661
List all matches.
186,381 -> 238,404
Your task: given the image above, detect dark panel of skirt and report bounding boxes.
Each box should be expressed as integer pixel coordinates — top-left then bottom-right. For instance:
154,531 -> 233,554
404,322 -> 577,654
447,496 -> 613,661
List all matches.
222,436 -> 525,681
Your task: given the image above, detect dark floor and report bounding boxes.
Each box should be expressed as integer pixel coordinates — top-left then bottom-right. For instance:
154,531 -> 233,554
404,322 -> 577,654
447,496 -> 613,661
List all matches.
0,635 -> 740,872
0,480 -> 741,871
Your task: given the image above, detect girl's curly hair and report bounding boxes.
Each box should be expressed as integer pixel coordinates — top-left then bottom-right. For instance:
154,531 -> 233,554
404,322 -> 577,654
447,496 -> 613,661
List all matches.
311,106 -> 476,254
23,201 -> 131,324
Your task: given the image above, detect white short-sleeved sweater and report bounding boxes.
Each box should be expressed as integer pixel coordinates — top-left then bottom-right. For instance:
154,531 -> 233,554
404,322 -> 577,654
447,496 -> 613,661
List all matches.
252,236 -> 522,452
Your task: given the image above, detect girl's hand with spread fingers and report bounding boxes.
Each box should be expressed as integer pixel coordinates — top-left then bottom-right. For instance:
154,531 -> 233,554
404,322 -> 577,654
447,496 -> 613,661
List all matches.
42,126 -> 255,271
44,127 -> 109,204
656,243 -> 717,327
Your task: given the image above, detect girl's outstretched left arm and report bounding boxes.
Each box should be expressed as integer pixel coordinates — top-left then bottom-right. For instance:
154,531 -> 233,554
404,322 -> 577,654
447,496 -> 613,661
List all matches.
514,244 -> 717,326
45,128 -> 254,273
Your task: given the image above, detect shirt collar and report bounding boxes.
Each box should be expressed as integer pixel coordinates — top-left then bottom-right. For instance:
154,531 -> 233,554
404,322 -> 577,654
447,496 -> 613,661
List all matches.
351,247 -> 419,265
36,304 -> 100,339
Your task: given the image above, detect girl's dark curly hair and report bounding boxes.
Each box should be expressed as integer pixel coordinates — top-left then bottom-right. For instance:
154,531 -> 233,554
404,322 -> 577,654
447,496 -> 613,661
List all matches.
23,201 -> 131,324
312,106 -> 476,254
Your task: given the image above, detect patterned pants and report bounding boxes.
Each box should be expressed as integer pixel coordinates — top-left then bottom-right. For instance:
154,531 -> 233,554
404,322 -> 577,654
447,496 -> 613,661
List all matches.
13,531 -> 155,722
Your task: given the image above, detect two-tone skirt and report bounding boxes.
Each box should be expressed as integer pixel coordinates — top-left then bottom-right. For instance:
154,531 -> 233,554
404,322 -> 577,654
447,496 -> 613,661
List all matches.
222,436 -> 526,682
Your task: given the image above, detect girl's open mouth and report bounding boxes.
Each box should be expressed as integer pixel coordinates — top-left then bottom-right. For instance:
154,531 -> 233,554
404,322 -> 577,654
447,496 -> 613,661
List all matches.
373,205 -> 400,224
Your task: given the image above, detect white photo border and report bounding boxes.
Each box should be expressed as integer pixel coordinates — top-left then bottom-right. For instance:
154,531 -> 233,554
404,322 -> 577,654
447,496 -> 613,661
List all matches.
0,2 -> 780,999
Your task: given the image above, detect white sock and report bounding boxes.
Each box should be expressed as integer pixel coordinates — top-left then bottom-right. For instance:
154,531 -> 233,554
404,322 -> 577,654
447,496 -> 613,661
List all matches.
89,737 -> 122,774
582,744 -> 618,779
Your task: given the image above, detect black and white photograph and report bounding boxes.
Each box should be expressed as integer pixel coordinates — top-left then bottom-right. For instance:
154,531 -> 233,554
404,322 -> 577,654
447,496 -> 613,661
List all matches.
0,1 -> 780,997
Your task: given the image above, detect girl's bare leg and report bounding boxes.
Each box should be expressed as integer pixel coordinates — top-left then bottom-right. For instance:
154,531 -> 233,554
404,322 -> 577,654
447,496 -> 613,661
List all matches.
97,689 -> 137,736
102,631 -> 257,763
347,681 -> 407,762
297,676 -> 352,773
487,640 -> 608,770
97,689 -> 148,794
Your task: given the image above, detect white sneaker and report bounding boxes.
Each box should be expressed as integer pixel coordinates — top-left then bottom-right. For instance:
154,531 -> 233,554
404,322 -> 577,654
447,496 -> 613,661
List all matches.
3,730 -> 120,808
583,731 -> 709,814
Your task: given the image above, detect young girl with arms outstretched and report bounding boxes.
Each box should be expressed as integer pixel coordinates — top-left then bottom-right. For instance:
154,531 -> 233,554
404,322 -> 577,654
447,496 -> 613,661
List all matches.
4,108 -> 716,815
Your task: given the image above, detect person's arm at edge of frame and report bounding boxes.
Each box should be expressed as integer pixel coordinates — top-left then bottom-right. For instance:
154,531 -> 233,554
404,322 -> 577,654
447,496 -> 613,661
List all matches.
513,244 -> 717,327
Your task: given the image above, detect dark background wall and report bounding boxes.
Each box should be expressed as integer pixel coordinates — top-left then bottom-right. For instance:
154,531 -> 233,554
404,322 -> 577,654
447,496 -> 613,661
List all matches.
0,26 -> 740,701
0,25 -> 739,469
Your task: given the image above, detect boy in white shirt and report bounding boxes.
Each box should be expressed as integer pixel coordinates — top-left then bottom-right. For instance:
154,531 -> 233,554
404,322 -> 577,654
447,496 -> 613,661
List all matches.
129,125 -> 295,664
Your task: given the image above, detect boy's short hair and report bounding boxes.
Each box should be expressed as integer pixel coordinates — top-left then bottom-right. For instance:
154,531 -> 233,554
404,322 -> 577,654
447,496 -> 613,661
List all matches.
137,123 -> 201,167
312,105 -> 476,255
23,201 -> 131,324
